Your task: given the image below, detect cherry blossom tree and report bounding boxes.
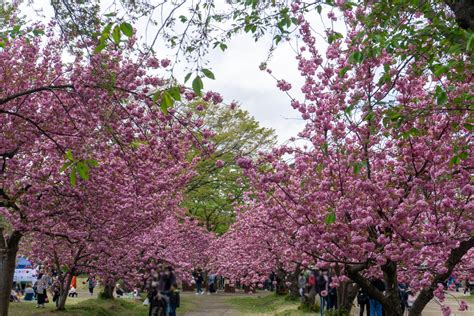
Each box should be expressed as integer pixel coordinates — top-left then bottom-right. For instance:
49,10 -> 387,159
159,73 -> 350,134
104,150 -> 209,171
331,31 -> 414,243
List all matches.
0,20 -> 206,313
219,2 -> 473,315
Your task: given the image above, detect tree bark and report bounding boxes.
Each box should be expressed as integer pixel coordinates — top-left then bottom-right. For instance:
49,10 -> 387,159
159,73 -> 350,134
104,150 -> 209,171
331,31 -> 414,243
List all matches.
338,281 -> 358,312
57,273 -> 74,310
0,230 -> 22,316
409,238 -> 474,316
346,263 -> 403,316
102,283 -> 115,299
445,0 -> 474,30
287,267 -> 301,299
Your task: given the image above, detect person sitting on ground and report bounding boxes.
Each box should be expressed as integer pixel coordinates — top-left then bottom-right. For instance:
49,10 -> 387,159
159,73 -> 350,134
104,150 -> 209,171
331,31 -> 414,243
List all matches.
10,289 -> 20,302
115,284 -> 124,297
168,283 -> 180,316
68,286 -> 78,297
24,283 -> 35,301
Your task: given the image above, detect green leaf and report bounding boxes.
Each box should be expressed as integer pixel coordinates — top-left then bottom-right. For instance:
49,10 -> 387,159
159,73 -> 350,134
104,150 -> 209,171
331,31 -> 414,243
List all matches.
95,42 -> 107,53
65,149 -> 74,161
459,151 -> 469,160
449,155 -> 460,166
112,25 -> 121,44
76,161 -> 90,181
168,86 -> 181,101
435,86 -> 448,105
467,33 -> 474,51
152,91 -> 160,103
316,5 -> 322,14
86,159 -> 99,167
102,23 -> 113,36
160,92 -> 174,114
202,68 -> 215,80
60,161 -> 72,173
192,76 -> 203,96
353,163 -> 361,175
463,123 -> 474,131
349,51 -> 364,64
184,72 -> 192,83
325,211 -> 336,225
338,67 -> 349,78
120,22 -> 133,37
70,166 -> 77,187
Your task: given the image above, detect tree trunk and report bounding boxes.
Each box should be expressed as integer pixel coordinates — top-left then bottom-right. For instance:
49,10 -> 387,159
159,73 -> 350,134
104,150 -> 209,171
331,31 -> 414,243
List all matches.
287,267 -> 301,299
381,261 -> 404,316
338,281 -> 358,312
275,269 -> 288,295
445,0 -> 474,30
0,230 -> 21,316
302,284 -> 317,309
57,273 -> 74,310
409,238 -> 474,316
102,284 -> 115,299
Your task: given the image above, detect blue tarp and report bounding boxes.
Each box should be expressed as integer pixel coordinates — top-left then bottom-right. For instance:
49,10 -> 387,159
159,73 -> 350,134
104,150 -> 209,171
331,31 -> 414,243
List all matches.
15,257 -> 33,269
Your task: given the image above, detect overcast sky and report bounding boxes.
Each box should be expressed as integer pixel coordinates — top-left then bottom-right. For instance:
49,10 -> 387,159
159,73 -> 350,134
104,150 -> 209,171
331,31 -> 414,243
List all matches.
20,1 -> 313,144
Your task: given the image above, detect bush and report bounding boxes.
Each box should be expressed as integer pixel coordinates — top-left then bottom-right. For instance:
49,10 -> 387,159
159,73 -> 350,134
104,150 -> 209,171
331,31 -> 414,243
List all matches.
299,301 -> 320,312
324,308 -> 349,316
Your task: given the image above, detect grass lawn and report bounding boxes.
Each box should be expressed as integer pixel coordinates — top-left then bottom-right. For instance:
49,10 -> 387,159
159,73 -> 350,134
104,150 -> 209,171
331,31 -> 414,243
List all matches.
9,290 -> 198,316
9,298 -> 149,316
227,293 -> 316,315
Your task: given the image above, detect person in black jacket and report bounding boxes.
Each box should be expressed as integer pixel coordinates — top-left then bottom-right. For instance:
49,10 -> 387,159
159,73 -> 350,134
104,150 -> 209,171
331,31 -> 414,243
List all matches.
168,283 -> 180,316
317,270 -> 331,316
357,289 -> 370,316
149,289 -> 167,316
193,268 -> 204,295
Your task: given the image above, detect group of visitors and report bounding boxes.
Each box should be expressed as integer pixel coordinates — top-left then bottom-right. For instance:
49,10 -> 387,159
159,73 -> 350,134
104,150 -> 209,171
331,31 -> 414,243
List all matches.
146,266 -> 180,316
192,268 -> 221,295
10,272 -> 96,308
297,269 -> 338,314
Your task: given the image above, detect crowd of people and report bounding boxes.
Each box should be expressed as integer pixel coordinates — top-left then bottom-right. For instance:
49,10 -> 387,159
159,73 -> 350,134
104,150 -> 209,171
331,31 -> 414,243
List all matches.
145,266 -> 181,316
294,269 -> 472,316
9,263 -> 473,315
10,271 -> 97,308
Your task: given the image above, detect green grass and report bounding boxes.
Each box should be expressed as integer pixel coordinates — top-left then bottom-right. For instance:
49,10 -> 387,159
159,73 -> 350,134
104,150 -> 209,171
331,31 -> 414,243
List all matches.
462,293 -> 474,304
227,293 -> 315,315
9,298 -> 149,316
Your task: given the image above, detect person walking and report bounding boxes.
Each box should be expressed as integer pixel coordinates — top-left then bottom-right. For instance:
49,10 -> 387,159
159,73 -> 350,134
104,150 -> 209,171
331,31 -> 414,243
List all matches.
463,279 -> 470,294
52,279 -> 61,307
86,275 -> 96,296
369,278 -> 385,316
149,288 -> 167,316
208,272 -> 216,294
298,272 -> 307,298
317,270 -> 331,316
194,269 -> 204,295
168,283 -> 180,316
357,289 -> 370,316
35,273 -> 49,308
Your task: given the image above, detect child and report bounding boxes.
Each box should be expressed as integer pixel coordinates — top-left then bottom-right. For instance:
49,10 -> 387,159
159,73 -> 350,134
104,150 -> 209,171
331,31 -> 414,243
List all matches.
168,283 -> 180,316
150,291 -> 167,316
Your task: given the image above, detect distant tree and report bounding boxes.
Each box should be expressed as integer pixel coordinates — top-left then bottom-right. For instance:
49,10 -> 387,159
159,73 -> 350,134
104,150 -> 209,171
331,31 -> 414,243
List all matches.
183,102 -> 276,234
